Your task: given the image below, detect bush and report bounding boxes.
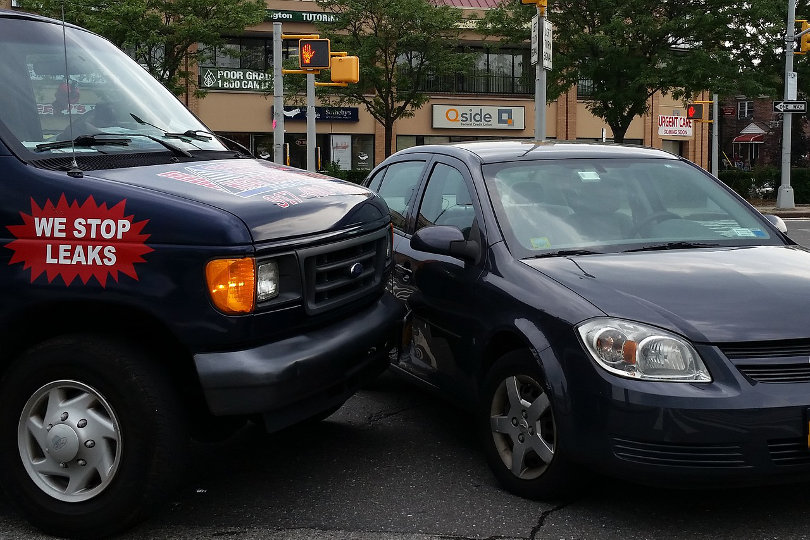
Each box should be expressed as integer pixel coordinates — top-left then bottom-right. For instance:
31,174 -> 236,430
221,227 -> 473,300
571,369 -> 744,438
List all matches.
319,162 -> 370,185
718,169 -> 755,198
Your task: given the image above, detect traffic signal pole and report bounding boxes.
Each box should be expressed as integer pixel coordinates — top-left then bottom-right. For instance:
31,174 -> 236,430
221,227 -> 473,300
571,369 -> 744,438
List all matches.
778,0 -> 797,209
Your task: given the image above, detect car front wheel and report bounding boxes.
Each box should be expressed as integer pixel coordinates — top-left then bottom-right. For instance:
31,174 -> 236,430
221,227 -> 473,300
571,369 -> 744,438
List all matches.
480,350 -> 576,500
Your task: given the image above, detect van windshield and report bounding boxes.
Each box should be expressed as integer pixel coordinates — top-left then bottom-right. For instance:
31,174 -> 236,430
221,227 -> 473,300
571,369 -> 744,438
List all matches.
0,16 -> 228,156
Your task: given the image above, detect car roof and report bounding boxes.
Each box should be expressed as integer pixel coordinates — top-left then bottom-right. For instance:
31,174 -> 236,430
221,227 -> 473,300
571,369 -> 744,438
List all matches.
394,140 -> 680,164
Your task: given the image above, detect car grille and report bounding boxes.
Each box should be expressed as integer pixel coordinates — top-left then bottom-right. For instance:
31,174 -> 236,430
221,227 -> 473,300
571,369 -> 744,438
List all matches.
612,438 -> 750,468
298,227 -> 388,315
718,339 -> 810,383
768,438 -> 810,467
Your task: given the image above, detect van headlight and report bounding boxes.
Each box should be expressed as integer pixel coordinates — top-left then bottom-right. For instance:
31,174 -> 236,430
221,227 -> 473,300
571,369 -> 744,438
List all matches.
577,318 -> 711,382
205,257 -> 280,314
256,260 -> 280,302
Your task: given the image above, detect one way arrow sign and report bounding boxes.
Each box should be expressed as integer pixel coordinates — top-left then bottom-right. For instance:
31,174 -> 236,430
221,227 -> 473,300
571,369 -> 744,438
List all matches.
773,100 -> 808,113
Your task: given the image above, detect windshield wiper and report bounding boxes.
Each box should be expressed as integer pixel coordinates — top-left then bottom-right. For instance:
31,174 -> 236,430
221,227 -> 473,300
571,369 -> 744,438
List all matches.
529,249 -> 603,258
164,129 -> 213,142
130,113 -> 211,142
623,241 -> 720,253
119,133 -> 193,158
36,134 -> 130,152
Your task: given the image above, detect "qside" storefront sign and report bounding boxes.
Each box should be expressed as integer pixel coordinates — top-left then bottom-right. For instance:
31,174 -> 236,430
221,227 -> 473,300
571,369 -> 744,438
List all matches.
432,105 -> 525,130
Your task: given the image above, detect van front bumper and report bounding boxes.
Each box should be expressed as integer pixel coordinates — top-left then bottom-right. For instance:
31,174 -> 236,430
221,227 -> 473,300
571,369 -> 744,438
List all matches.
194,292 -> 403,430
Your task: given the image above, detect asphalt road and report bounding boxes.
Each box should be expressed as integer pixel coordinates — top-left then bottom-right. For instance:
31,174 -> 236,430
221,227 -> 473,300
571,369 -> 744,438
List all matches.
786,217 -> 810,247
3,221 -> 810,540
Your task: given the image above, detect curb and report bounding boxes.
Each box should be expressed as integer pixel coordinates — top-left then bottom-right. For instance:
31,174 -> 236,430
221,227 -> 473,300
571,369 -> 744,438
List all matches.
755,207 -> 810,218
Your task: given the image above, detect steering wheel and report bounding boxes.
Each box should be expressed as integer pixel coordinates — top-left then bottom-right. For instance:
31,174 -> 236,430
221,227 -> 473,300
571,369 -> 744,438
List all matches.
629,211 -> 680,237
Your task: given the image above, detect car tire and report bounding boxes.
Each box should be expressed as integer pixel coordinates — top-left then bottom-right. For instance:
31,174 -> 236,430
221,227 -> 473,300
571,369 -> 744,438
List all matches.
479,349 -> 577,500
0,334 -> 187,539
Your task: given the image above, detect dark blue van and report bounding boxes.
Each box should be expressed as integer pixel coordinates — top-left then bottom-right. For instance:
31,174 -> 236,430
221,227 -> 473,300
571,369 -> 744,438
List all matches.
0,9 -> 401,538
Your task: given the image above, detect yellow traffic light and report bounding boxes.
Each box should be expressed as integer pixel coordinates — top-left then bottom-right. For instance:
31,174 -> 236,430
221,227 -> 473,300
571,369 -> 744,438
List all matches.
298,39 -> 331,69
802,20 -> 810,53
331,56 -> 359,84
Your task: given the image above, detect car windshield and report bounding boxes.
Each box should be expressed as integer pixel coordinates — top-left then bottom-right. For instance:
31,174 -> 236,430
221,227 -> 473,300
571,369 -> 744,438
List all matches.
0,17 -> 228,156
483,157 -> 783,259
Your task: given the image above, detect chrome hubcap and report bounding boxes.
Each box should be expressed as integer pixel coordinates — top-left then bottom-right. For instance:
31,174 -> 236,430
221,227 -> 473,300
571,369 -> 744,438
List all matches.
18,380 -> 122,502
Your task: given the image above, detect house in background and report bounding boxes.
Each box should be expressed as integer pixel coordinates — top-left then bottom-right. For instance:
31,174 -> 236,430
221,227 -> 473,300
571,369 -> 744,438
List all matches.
718,96 -> 808,170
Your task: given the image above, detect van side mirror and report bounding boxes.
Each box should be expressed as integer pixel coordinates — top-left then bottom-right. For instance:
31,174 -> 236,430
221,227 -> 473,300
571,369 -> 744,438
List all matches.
411,225 -> 480,262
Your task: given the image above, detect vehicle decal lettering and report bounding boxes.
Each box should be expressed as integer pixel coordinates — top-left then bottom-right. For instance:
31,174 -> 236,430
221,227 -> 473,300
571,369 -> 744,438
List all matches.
5,195 -> 153,287
157,161 -> 360,207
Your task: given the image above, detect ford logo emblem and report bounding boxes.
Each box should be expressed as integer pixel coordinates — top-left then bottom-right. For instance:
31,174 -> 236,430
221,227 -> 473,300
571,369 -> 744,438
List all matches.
349,262 -> 364,279
52,435 -> 67,450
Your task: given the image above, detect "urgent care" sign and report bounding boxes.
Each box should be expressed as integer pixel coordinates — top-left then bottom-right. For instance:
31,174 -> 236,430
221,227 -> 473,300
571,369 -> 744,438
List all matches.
657,115 -> 694,137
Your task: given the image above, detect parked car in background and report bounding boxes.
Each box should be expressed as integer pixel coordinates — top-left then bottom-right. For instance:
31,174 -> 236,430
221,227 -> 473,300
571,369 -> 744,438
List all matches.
364,140 -> 810,499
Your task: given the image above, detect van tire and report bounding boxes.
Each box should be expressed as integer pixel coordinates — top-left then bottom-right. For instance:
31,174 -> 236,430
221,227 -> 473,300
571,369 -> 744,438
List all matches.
0,334 -> 187,539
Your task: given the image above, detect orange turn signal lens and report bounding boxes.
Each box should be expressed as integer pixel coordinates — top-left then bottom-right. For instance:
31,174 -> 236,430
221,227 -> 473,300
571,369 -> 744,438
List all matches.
205,258 -> 256,314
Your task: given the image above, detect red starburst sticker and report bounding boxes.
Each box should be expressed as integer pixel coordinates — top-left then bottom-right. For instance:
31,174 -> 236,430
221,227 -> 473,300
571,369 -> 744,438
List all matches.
5,195 -> 153,287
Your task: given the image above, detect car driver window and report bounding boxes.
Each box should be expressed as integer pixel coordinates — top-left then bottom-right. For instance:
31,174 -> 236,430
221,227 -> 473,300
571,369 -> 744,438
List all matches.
375,160 -> 426,231
416,163 -> 476,239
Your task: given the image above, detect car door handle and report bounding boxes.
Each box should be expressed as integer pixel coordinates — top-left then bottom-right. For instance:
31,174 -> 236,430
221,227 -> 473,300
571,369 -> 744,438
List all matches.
396,263 -> 413,283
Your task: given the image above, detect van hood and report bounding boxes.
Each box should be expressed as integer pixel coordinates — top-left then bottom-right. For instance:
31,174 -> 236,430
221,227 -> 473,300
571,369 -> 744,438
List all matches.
90,159 -> 385,242
523,246 -> 810,343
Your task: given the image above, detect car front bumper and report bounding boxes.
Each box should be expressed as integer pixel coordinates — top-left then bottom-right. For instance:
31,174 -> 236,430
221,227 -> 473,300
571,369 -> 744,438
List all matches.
554,345 -> 810,486
194,292 -> 404,430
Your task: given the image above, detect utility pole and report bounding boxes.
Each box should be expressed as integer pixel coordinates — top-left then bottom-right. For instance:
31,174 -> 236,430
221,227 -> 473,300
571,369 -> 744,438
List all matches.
712,93 -> 718,177
778,0 -> 797,209
272,22 -> 284,164
526,0 -> 549,141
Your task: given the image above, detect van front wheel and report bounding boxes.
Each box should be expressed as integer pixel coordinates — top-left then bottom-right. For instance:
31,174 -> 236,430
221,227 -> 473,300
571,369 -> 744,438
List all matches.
0,335 -> 186,539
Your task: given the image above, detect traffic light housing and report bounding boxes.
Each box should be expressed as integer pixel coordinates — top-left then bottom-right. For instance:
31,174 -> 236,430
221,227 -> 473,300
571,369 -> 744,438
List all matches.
331,56 -> 359,84
802,20 -> 810,53
298,39 -> 331,69
686,103 -> 704,120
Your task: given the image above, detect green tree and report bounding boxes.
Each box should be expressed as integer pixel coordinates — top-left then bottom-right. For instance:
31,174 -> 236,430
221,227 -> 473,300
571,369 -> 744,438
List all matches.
18,0 -> 266,96
314,0 -> 472,156
479,0 -> 786,142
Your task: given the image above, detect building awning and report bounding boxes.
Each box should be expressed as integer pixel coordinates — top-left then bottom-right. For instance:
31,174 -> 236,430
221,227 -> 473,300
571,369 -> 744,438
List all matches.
732,134 -> 765,143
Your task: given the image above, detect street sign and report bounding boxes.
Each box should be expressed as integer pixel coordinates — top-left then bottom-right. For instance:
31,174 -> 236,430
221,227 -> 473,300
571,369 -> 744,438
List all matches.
542,20 -> 553,70
773,100 -> 807,113
530,15 -> 538,65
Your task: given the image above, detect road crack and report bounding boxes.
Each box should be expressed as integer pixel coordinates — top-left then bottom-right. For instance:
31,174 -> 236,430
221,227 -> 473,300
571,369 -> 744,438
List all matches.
529,500 -> 575,540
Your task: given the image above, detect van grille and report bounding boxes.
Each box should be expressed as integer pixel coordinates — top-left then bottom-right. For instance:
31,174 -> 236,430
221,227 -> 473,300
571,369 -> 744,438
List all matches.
299,228 -> 388,315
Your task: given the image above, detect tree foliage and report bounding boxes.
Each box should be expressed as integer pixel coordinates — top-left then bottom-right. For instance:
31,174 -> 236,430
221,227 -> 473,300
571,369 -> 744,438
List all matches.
314,0 -> 472,156
479,0 -> 788,142
18,0 -> 266,96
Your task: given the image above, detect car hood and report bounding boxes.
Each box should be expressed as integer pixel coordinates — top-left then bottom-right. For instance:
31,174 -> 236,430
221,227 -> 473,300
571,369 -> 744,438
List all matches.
90,159 -> 385,243
522,246 -> 810,343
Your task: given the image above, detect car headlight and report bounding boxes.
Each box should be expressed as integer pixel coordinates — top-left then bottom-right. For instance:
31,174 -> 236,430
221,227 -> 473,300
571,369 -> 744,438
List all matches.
577,318 -> 711,382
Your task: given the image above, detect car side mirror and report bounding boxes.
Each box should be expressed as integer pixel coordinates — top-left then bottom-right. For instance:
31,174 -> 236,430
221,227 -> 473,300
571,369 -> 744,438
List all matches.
764,214 -> 788,234
411,225 -> 480,262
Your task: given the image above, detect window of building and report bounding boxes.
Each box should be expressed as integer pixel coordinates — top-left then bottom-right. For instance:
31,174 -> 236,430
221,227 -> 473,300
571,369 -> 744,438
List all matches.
738,101 -> 754,119
420,47 -> 531,95
577,78 -> 595,98
199,37 -> 300,71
